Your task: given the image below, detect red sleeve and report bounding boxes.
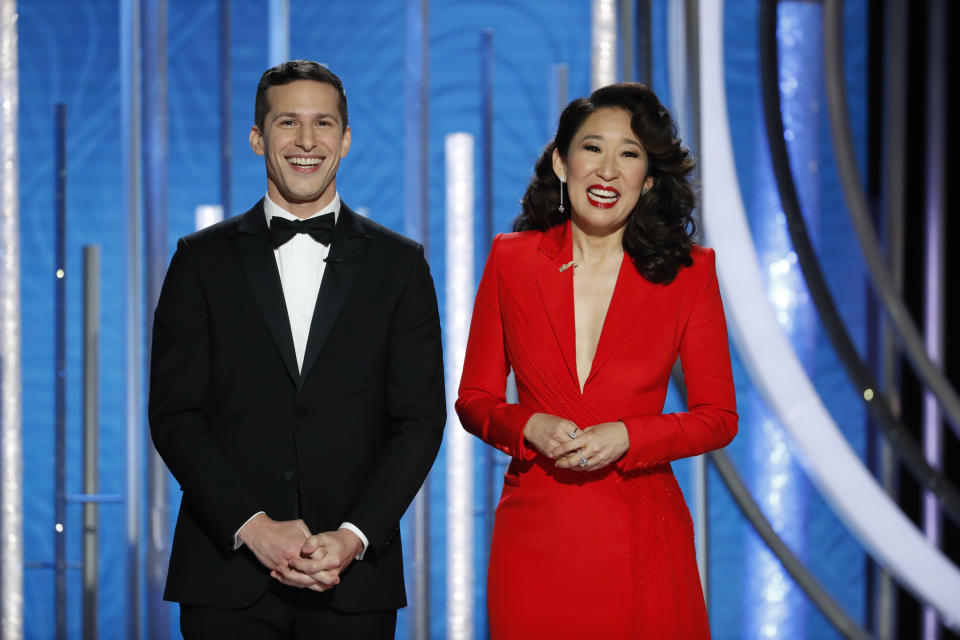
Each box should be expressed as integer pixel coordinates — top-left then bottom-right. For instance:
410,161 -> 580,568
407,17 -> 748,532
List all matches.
455,235 -> 538,460
618,249 -> 738,470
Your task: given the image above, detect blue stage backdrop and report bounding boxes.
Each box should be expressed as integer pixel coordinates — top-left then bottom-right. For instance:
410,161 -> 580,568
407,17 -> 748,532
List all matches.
18,1 -> 867,638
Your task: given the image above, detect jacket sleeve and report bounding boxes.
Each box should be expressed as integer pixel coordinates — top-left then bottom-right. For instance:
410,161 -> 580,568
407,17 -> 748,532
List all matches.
455,235 -> 538,460
148,238 -> 262,551
341,245 -> 447,558
618,249 -> 738,471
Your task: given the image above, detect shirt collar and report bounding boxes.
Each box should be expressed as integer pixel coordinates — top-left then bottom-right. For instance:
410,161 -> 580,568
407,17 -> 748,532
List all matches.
263,193 -> 341,225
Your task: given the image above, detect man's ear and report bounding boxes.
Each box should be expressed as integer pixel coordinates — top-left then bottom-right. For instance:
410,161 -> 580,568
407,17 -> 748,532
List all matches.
339,126 -> 351,159
249,126 -> 264,156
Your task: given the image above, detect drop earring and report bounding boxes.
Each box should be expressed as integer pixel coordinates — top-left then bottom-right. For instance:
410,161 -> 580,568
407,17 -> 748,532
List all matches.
559,176 -> 566,214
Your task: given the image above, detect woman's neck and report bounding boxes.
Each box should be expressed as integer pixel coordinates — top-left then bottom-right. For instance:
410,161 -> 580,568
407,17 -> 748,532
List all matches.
570,220 -> 625,267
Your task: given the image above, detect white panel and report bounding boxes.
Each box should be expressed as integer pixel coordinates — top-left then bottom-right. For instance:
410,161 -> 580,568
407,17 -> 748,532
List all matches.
591,0 -> 617,90
445,133 -> 474,640
0,0 -> 21,637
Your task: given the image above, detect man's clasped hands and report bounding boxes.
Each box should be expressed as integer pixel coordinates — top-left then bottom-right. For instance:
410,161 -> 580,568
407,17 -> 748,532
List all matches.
238,513 -> 365,592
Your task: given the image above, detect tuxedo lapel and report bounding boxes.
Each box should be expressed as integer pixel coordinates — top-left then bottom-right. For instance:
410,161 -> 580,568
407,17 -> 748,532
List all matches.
230,200 -> 300,385
299,204 -> 370,386
585,256 -> 658,387
535,223 -> 579,388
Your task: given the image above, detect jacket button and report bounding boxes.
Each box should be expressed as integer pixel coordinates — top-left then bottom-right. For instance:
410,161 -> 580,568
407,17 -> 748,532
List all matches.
283,469 -> 294,481
297,405 -> 308,418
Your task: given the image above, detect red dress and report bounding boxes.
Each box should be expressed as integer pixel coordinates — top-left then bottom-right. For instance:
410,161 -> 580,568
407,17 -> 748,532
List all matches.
455,222 -> 738,639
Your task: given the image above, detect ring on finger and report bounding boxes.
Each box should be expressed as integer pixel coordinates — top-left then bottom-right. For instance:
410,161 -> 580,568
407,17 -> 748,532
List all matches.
568,429 -> 578,439
578,453 -> 589,468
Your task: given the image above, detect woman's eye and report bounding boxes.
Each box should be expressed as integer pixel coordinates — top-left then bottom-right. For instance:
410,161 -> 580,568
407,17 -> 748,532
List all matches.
622,151 -> 639,158
584,144 -> 600,152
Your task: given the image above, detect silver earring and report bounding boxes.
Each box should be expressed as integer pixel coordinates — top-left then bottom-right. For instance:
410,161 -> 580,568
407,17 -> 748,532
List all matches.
559,176 -> 566,214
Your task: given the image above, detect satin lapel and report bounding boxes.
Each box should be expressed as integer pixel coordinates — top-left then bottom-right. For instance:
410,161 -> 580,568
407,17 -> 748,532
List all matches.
535,223 -> 579,388
584,257 -> 658,387
230,200 -> 300,385
299,204 -> 370,386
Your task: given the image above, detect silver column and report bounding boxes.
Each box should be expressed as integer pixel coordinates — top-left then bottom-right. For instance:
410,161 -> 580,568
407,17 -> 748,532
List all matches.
0,0 -> 21,637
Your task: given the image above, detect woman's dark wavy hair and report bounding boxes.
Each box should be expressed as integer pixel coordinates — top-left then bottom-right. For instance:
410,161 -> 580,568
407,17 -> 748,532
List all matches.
514,83 -> 696,284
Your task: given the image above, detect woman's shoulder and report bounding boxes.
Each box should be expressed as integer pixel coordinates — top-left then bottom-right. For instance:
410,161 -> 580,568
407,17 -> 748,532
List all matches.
670,243 -> 717,287
490,228 -> 546,257
689,243 -> 716,266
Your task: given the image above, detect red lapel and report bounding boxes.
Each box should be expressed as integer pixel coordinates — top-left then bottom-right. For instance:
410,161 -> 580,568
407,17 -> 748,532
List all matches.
585,254 -> 659,388
534,222 -> 580,388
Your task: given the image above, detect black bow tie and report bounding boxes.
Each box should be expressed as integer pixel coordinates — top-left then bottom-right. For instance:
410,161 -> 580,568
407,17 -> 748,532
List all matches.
269,213 -> 336,249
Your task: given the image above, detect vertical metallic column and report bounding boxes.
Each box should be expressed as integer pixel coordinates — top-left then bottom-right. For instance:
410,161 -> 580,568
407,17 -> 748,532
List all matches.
404,1 -> 430,636
54,103 -> 68,640
82,246 -> 100,640
121,0 -> 143,637
0,1 -> 21,637
268,0 -> 289,68
445,133 -> 475,640
141,0 -> 170,637
877,2 -> 906,637
619,0 -> 634,81
635,0 -> 652,85
667,0 -> 688,131
745,4 -> 820,637
548,63 -> 568,131
922,1 -> 946,638
591,0 -> 618,90
219,0 -> 232,217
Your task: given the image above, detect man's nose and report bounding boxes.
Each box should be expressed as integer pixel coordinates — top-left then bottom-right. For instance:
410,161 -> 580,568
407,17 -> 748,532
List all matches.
296,126 -> 316,150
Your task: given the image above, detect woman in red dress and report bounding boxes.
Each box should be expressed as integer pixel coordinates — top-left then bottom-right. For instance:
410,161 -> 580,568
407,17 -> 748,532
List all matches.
456,83 -> 738,639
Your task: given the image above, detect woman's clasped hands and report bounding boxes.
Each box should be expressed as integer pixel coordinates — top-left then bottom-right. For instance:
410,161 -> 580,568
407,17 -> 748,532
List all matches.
523,413 -> 629,472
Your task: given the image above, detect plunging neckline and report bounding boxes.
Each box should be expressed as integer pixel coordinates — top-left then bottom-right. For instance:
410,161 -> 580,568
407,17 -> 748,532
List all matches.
572,253 -> 628,394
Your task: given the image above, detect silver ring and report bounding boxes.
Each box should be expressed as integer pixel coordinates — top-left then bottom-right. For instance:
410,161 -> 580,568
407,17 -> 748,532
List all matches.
578,456 -> 588,468
568,429 -> 578,439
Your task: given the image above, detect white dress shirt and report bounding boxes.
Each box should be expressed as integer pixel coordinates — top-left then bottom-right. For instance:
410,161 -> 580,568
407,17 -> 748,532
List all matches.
234,193 -> 368,559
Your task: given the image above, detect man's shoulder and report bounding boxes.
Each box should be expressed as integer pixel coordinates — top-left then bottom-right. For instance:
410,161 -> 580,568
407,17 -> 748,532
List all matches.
344,206 -> 421,256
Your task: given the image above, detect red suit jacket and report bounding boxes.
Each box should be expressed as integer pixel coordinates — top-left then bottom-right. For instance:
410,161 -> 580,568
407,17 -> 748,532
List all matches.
456,221 -> 737,639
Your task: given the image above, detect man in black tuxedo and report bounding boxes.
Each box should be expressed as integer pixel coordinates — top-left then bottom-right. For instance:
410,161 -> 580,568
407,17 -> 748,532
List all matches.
149,60 -> 445,638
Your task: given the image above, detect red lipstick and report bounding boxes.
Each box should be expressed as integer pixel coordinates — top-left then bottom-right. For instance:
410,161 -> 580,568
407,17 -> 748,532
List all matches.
586,184 -> 620,209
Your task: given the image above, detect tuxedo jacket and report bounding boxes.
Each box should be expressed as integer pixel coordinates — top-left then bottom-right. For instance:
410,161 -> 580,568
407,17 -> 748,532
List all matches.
148,199 -> 445,612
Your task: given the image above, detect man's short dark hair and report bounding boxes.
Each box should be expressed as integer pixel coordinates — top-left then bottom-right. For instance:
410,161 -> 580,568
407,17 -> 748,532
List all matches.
254,60 -> 349,131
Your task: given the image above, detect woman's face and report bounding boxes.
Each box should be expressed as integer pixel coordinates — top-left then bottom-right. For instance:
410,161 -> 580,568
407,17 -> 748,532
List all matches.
554,107 -> 653,237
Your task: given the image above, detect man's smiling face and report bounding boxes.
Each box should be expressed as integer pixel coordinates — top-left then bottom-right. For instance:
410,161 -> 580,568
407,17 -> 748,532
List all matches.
249,79 -> 351,218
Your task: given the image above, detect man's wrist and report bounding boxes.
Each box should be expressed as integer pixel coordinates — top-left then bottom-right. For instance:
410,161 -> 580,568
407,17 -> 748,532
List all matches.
235,511 -> 267,549
337,522 -> 368,560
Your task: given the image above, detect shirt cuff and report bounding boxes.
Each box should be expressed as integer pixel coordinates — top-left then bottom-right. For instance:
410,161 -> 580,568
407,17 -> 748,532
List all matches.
233,511 -> 266,550
339,522 -> 369,561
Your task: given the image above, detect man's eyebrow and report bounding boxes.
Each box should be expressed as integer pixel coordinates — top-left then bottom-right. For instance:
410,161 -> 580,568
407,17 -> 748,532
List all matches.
271,111 -> 341,123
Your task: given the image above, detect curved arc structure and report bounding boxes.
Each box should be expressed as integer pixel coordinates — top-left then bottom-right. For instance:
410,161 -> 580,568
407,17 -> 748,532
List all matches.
821,0 -> 960,442
709,450 -> 872,640
757,1 -> 960,526
697,0 -> 960,627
